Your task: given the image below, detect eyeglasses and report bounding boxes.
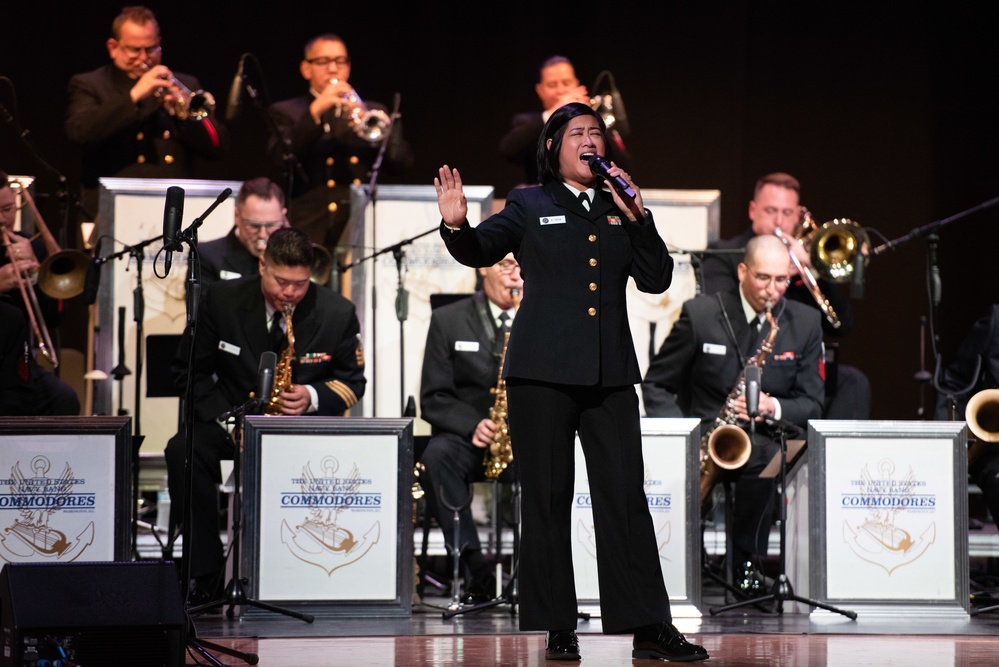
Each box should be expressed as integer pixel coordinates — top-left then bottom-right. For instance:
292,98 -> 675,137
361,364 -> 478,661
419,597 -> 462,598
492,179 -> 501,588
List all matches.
496,260 -> 520,274
117,44 -> 162,59
305,56 -> 351,68
747,267 -> 790,288
241,219 -> 284,231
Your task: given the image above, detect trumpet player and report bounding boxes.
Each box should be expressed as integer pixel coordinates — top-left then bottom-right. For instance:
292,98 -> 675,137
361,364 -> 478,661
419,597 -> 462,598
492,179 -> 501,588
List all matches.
0,173 -> 79,416
418,254 -> 522,605
701,172 -> 872,420
65,5 -> 227,219
268,33 -> 412,256
644,234 -> 824,593
499,55 -> 632,193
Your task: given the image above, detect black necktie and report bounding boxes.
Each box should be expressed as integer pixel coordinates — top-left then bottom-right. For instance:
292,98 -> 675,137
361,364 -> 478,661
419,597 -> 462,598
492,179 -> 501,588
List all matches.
271,311 -> 286,352
495,312 -> 511,356
578,192 -> 590,211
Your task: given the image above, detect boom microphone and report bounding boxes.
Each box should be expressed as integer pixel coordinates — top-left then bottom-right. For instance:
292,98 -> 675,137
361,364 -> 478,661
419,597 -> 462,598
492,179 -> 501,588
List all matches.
586,154 -> 635,200
225,54 -> 246,122
254,350 -> 277,414
162,186 -> 184,275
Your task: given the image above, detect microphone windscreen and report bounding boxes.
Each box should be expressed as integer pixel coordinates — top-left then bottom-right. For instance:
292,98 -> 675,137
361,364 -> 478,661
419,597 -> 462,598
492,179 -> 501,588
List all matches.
162,186 -> 185,250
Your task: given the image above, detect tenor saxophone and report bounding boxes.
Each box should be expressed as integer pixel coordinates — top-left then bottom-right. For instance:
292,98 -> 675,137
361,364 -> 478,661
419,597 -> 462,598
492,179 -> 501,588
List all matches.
265,301 -> 295,416
483,288 -> 519,479
698,303 -> 780,504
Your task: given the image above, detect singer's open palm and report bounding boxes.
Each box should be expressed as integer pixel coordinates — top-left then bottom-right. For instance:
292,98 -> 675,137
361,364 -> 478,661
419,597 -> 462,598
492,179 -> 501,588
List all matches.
435,165 -> 468,227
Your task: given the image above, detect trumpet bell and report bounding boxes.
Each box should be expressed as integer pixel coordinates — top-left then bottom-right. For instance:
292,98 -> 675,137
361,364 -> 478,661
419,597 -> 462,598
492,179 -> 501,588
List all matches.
967,388 -> 999,443
311,244 -> 332,286
808,218 -> 869,283
38,249 -> 91,299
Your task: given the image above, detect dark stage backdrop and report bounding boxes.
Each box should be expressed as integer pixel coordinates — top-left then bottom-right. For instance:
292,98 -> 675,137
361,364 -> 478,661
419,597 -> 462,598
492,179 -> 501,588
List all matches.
2,2 -> 996,420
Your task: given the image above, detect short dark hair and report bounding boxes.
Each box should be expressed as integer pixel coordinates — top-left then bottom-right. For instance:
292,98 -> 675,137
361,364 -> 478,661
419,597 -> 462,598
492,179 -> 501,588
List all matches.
0,171 -> 8,189
303,33 -> 345,58
535,102 -> 605,185
238,177 -> 285,208
112,6 -> 158,40
754,172 -> 800,199
264,228 -> 313,268
538,55 -> 572,82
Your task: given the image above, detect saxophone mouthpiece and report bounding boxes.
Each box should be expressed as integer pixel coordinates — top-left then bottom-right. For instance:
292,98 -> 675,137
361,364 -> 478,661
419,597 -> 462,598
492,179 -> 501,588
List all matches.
764,300 -> 773,313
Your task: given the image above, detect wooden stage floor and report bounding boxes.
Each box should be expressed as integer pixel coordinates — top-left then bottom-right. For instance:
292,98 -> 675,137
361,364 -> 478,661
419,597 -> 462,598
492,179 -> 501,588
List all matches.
190,588 -> 999,666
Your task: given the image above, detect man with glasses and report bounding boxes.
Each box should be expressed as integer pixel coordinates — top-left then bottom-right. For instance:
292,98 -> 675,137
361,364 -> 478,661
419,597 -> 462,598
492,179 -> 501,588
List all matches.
701,172 -> 870,421
65,5 -> 228,219
643,234 -> 824,584
197,177 -> 289,292
418,253 -> 523,604
268,33 -> 412,258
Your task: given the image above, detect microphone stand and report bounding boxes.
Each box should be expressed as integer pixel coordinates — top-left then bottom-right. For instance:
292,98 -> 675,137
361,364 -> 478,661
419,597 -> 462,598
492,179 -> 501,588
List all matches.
668,246 -> 746,297
154,189 -> 258,667
340,93 -> 406,415
339,225 -> 438,415
710,420 -> 857,620
872,195 -> 999,420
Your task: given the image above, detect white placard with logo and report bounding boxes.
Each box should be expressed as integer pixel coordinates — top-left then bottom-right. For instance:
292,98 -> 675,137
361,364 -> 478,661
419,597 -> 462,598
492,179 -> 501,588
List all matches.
806,420 -> 969,616
0,417 -> 131,564
241,417 -> 413,616
571,418 -> 702,617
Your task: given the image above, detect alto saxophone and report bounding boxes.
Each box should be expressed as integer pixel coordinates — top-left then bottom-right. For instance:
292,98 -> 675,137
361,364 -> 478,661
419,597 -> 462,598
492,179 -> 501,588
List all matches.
484,288 -> 519,479
266,301 -> 296,415
698,302 -> 780,504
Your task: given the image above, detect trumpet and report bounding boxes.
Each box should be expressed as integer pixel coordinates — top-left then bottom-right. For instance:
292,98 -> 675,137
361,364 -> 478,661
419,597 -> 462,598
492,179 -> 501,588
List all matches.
155,73 -> 216,121
332,79 -> 391,142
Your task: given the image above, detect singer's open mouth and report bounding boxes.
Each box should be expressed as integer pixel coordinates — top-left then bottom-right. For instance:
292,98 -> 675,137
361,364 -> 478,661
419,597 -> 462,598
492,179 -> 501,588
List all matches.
580,152 -> 595,162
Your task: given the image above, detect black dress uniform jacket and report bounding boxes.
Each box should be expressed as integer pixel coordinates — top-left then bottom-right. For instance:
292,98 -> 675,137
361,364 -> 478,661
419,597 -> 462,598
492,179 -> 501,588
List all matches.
443,181 -> 673,387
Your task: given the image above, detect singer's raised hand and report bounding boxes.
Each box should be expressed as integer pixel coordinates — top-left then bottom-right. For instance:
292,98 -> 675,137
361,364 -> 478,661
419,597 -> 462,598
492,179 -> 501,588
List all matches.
604,161 -> 644,220
435,165 -> 468,228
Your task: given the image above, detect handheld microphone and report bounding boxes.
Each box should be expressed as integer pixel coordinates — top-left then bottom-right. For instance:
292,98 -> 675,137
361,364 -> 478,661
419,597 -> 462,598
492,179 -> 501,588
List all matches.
253,350 -> 277,414
744,365 -> 761,418
586,154 -> 635,200
225,55 -> 246,122
162,186 -> 184,275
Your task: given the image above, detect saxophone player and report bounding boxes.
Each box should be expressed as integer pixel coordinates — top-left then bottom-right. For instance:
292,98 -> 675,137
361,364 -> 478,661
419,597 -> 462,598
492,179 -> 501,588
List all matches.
419,253 -> 522,605
164,227 -> 365,605
643,234 -> 824,590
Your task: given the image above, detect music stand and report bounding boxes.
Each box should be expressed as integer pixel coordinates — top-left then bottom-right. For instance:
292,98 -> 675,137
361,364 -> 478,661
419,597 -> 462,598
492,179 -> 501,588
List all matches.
710,424 -> 857,619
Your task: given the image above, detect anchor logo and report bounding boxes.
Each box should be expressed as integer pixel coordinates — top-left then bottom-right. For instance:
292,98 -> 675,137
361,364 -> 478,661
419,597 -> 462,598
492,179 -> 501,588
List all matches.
280,456 -> 379,575
0,456 -> 95,562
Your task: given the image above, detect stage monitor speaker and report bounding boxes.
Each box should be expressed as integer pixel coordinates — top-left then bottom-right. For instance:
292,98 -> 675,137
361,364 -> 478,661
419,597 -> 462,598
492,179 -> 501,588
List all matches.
0,561 -> 186,667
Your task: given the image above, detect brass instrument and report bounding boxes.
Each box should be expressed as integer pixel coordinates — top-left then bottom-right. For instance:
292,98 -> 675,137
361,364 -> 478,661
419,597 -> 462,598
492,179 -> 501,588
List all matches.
311,244 -> 333,286
332,79 -> 392,142
484,288 -> 519,479
589,70 -> 628,138
157,74 -> 216,121
2,228 -> 58,368
699,303 -> 780,504
265,301 -> 296,415
11,180 -> 90,299
966,388 -> 999,466
796,208 -> 869,283
773,225 -> 841,330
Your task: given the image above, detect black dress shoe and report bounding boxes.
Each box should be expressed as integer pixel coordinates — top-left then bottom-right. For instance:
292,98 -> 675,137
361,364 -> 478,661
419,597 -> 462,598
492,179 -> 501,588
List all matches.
632,622 -> 708,662
545,629 -> 581,661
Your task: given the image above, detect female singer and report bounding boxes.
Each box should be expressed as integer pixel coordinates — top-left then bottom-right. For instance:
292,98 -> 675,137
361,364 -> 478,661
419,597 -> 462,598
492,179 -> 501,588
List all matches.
434,102 -> 706,662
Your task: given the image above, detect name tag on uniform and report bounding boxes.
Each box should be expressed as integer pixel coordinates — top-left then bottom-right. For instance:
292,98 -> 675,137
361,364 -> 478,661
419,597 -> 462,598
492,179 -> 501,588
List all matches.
540,215 -> 566,226
219,270 -> 242,280
455,341 -> 479,352
703,343 -> 726,356
219,340 -> 241,356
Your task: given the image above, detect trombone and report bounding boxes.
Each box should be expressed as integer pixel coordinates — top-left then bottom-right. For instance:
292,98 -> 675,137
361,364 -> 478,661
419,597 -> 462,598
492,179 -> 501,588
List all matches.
10,179 -> 91,300
2,228 -> 58,367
